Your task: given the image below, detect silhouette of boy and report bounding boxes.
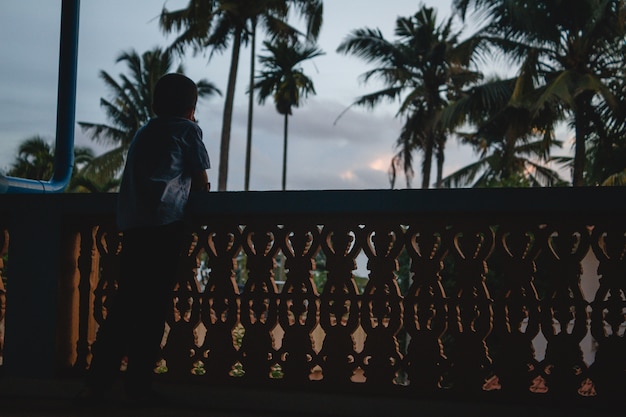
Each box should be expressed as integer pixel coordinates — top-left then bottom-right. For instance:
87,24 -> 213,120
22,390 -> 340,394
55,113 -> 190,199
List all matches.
79,73 -> 210,403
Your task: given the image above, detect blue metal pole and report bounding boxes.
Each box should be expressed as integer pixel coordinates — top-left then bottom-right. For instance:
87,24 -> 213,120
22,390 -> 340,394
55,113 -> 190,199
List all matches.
1,0 -> 80,193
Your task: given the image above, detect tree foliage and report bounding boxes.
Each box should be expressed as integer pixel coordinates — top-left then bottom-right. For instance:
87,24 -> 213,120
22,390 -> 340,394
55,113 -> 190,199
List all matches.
452,0 -> 626,186
5,135 -> 110,192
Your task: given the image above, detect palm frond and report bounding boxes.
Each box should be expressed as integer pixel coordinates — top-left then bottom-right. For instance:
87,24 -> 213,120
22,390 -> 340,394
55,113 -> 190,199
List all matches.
441,158 -> 490,188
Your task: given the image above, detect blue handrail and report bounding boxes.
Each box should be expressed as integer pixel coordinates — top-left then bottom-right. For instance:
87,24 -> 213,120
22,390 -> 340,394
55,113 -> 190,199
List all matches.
0,0 -> 80,193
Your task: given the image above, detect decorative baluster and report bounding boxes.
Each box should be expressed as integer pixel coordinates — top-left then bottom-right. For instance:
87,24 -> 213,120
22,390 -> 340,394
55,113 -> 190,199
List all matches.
588,222 -> 626,399
91,224 -> 123,369
160,232 -> 202,379
239,224 -> 280,381
403,224 -> 448,392
359,225 -> 404,387
319,224 -> 361,386
74,224 -> 99,372
491,223 -> 542,395
57,224 -> 79,371
74,225 -> 97,371
539,223 -> 590,397
0,226 -> 7,367
446,224 -> 494,393
93,225 -> 122,329
199,224 -> 240,381
278,224 -> 320,383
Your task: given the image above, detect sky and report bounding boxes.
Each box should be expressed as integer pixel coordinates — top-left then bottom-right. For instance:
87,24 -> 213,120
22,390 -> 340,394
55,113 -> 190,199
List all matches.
0,0 -> 572,191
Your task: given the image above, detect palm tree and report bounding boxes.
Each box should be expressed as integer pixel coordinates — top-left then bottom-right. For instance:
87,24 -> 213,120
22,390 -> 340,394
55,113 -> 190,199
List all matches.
440,102 -> 568,187
452,0 -> 626,186
254,39 -> 323,190
337,6 -> 483,188
7,136 -> 55,180
159,0 -> 323,191
68,174 -> 120,193
582,75 -> 626,185
6,135 -> 107,191
244,1 -> 323,191
438,67 -> 568,187
78,47 -> 220,181
601,169 -> 626,185
69,148 -> 120,193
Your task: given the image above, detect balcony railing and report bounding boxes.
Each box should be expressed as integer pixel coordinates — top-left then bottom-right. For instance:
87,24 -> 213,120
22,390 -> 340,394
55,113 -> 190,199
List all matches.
0,188 -> 624,411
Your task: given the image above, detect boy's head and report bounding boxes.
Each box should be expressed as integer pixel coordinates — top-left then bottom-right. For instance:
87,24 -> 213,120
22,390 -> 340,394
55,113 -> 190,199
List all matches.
152,73 -> 198,118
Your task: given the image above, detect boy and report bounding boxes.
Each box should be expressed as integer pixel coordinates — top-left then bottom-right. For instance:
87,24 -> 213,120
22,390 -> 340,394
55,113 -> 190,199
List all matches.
79,73 -> 210,403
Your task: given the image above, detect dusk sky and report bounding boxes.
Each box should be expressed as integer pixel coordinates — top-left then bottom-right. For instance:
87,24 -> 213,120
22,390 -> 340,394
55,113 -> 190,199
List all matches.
0,1 -> 572,190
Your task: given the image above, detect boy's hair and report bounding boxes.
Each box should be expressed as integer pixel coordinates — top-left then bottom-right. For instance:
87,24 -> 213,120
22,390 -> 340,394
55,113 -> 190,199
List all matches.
152,73 -> 198,117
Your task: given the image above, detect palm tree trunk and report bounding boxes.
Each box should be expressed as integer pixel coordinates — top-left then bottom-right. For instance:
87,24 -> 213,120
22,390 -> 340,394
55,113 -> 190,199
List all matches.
218,29 -> 243,191
244,19 -> 257,192
572,94 -> 591,187
282,113 -> 289,191
573,120 -> 586,186
435,136 -> 445,189
421,131 -> 434,189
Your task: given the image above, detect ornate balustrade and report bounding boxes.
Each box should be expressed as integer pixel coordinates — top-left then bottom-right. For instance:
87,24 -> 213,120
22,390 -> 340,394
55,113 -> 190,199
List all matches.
0,188 -> 624,410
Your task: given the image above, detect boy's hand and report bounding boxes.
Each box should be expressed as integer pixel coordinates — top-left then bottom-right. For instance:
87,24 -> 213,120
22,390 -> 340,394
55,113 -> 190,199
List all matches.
191,170 -> 210,192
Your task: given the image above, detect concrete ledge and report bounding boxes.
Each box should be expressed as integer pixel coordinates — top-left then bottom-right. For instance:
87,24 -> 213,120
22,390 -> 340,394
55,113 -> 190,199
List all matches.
0,377 -> 621,417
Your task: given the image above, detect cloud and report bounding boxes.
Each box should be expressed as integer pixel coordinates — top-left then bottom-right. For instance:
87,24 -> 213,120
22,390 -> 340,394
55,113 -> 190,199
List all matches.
249,98 -> 403,144
210,96 -> 406,191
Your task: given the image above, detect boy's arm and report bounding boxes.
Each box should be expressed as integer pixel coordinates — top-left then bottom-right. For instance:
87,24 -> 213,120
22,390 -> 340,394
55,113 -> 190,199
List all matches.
191,169 -> 210,192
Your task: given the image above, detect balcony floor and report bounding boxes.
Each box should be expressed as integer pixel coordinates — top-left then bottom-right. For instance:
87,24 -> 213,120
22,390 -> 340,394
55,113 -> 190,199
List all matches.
0,376 -> 622,417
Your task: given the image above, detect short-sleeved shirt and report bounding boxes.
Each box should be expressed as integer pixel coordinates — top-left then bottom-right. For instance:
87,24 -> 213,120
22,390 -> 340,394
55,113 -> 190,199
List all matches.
117,116 -> 210,231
